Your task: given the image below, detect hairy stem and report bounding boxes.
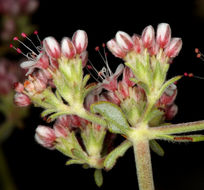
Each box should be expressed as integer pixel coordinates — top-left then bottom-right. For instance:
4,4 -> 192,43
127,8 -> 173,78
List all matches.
149,120 -> 204,135
133,139 -> 154,190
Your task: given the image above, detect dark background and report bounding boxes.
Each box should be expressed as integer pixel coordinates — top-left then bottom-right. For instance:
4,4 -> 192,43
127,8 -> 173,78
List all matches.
3,0 -> 204,190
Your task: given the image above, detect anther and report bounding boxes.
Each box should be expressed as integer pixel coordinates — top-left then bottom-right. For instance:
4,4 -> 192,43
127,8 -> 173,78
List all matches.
188,73 -> 194,77
197,54 -> 201,58
13,37 -> 18,41
195,48 -> 199,54
184,72 -> 204,80
34,30 -> 38,35
95,46 -> 100,51
21,33 -> 27,38
87,65 -> 93,69
17,48 -> 22,54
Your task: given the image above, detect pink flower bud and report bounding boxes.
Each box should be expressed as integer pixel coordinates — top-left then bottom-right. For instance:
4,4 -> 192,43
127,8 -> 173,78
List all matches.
35,125 -> 56,149
33,78 -> 47,92
132,34 -> 142,53
72,30 -> 88,54
148,42 -> 159,56
115,31 -> 134,51
105,91 -> 121,105
164,38 -> 182,58
33,70 -> 48,83
107,39 -> 126,58
101,64 -> 124,92
55,115 -> 71,129
118,81 -> 129,99
54,125 -> 68,138
43,37 -> 61,59
156,23 -> 171,48
80,51 -> 88,67
122,67 -> 135,87
42,69 -> 53,80
23,80 -> 35,92
13,82 -> 24,93
159,84 -> 177,106
14,92 -> 31,107
165,104 -> 178,120
36,54 -> 49,69
61,37 -> 76,59
84,93 -> 99,110
141,25 -> 155,49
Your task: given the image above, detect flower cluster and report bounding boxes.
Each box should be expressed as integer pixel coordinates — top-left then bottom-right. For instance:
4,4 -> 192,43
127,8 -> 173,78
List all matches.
14,30 -> 88,107
107,23 -> 182,59
14,23 -> 204,190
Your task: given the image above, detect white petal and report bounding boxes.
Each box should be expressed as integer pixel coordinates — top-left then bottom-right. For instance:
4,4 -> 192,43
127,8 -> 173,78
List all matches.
20,61 -> 36,68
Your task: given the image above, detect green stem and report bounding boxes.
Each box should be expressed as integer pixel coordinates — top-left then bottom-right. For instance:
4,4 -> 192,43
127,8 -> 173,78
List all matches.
149,120 -> 204,135
0,145 -> 17,190
139,102 -> 154,125
133,139 -> 154,190
78,109 -> 107,127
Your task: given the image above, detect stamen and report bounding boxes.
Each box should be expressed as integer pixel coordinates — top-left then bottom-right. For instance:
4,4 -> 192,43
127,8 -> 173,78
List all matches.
195,48 -> 204,61
95,44 -> 112,76
85,66 -> 100,83
34,30 -> 42,45
102,43 -> 112,75
99,67 -> 107,78
87,59 -> 104,81
13,36 -> 37,55
183,72 -> 204,80
21,32 -> 41,53
10,44 -> 34,60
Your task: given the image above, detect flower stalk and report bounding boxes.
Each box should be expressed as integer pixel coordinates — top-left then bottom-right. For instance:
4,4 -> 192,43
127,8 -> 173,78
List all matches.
133,139 -> 154,190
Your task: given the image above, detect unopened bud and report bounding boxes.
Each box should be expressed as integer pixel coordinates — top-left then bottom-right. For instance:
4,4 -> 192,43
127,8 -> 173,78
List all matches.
43,37 -> 61,59
107,39 -> 126,58
72,30 -> 88,54
14,93 -> 31,107
164,38 -> 182,58
115,31 -> 134,51
61,37 -> 76,59
35,125 -> 56,149
141,25 -> 155,49
156,23 -> 171,48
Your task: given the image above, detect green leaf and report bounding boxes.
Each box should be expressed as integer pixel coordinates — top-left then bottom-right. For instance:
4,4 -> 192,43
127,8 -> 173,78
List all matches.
71,148 -> 88,161
47,111 -> 71,122
82,74 -> 90,88
66,159 -> 85,165
82,82 -> 97,100
104,140 -> 132,171
158,75 -> 182,99
152,60 -> 163,90
91,101 -> 130,135
149,140 -> 164,156
94,169 -> 103,187
41,109 -> 55,117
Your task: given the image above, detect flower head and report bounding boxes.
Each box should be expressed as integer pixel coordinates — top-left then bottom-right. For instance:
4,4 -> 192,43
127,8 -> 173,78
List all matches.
107,23 -> 182,60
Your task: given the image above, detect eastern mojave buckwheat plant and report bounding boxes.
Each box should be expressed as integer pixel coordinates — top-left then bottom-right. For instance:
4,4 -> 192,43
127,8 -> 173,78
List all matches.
12,23 -> 204,190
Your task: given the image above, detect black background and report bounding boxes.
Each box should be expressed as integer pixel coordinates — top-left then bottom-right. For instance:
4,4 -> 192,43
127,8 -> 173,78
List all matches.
3,0 -> 204,190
